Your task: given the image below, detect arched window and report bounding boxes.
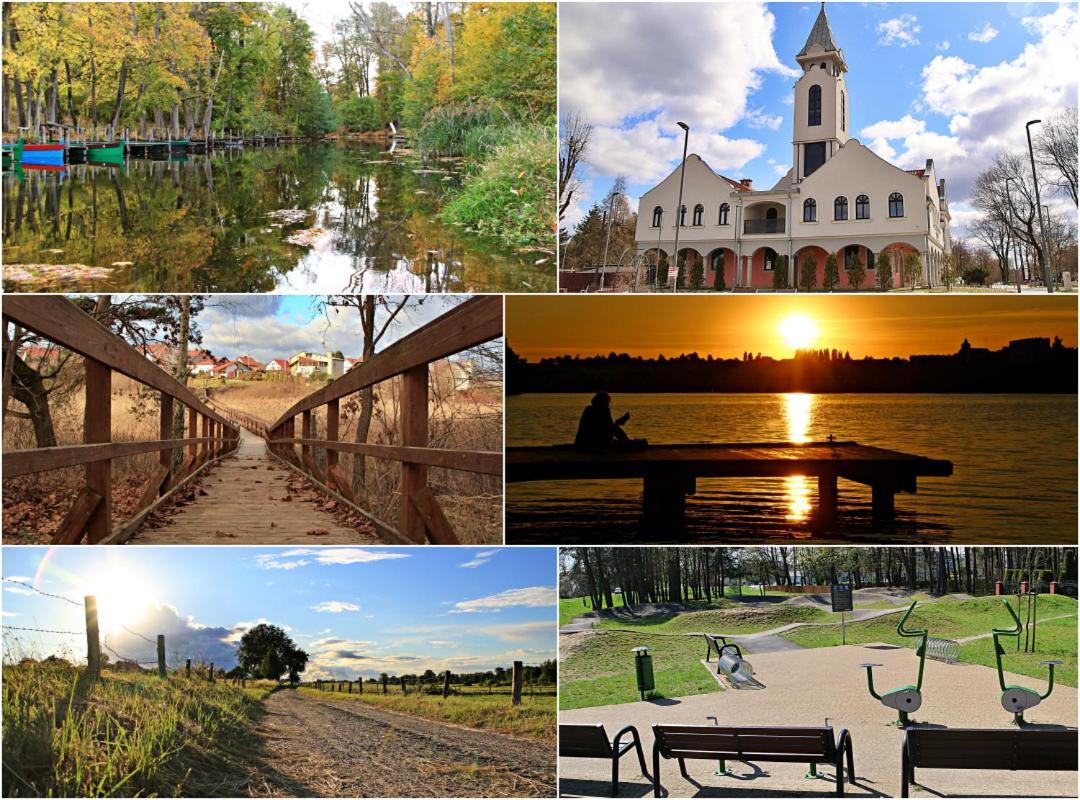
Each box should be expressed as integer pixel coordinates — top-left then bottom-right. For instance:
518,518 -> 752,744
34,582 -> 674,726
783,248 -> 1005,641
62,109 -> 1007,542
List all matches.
834,196 -> 848,220
679,205 -> 687,226
841,91 -> 846,131
718,203 -> 730,225
652,206 -> 663,227
808,85 -> 821,126
803,198 -> 817,222
889,192 -> 904,218
692,203 -> 704,226
856,194 -> 870,219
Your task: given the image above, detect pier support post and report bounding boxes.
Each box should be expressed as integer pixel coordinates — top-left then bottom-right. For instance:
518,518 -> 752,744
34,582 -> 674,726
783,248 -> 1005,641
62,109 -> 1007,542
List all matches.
817,474 -> 838,528
642,472 -> 691,524
871,484 -> 896,519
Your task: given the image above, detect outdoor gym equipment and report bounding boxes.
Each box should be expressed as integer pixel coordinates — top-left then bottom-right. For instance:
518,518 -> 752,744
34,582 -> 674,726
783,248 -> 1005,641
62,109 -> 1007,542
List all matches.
703,634 -> 764,689
992,598 -> 1061,724
860,601 -> 927,725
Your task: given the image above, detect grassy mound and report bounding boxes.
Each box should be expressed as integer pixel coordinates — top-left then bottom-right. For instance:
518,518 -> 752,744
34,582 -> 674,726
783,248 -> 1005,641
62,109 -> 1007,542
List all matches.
2,661 -> 268,797
598,604 -> 830,633
440,124 -> 555,251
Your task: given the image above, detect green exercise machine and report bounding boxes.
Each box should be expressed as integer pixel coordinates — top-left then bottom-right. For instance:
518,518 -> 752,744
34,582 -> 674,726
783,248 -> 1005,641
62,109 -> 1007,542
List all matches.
860,601 -> 927,726
992,598 -> 1061,724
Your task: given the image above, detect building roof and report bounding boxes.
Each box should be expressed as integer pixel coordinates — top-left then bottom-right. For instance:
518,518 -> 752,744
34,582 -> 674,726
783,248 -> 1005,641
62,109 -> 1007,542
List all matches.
267,358 -> 288,367
798,3 -> 839,56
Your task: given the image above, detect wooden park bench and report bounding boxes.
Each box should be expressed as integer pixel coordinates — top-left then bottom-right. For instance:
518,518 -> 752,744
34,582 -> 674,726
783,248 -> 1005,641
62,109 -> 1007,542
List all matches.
900,727 -> 1078,797
651,724 -> 855,797
560,723 -> 650,797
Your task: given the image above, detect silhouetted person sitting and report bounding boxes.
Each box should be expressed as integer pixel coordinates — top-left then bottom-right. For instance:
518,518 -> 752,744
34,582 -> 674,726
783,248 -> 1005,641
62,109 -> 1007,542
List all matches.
574,392 -> 646,452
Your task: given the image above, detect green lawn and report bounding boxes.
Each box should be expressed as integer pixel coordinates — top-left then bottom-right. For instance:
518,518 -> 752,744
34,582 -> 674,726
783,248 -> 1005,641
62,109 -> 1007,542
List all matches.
782,595 -> 1077,687
560,630 -> 719,710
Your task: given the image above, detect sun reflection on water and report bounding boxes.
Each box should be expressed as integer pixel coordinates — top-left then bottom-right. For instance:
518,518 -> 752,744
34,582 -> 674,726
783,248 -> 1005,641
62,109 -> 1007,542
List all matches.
784,393 -> 814,521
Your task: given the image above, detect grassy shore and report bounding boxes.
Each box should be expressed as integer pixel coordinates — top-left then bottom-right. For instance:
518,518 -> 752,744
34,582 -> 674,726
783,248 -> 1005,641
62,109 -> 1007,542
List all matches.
1,661 -> 270,797
297,685 -> 555,741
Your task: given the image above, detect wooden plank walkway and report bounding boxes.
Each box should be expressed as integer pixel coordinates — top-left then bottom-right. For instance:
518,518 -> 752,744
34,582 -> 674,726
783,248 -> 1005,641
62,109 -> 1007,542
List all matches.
506,440 -> 953,523
131,427 -> 375,544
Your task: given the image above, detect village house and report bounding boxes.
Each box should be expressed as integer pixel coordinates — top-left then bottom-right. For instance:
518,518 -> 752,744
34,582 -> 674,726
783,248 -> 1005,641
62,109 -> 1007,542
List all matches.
265,358 -> 290,374
190,357 -> 218,376
635,3 -> 952,289
287,351 -> 348,377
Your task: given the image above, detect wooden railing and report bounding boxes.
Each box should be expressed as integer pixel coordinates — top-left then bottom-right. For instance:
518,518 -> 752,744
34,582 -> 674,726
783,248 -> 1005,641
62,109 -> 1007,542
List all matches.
216,295 -> 503,545
2,296 -> 241,544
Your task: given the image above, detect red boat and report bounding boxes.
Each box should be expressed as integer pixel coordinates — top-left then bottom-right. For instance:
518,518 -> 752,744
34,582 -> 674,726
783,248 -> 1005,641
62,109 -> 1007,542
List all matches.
22,143 -> 66,152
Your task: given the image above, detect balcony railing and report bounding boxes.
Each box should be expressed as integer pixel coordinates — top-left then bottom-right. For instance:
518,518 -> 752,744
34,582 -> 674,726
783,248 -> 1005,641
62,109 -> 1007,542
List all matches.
744,218 -> 785,234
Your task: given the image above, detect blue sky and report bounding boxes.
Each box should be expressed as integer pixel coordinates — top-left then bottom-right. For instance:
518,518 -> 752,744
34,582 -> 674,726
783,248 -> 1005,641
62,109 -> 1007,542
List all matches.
560,2 -> 1078,236
1,547 -> 556,679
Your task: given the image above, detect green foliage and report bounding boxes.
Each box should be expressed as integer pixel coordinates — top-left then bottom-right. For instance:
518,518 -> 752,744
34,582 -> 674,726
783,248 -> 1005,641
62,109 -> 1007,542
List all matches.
676,256 -> 686,290
877,250 -> 894,290
440,124 -> 555,250
845,253 -> 865,290
772,254 -> 788,289
416,103 -> 507,158
712,254 -> 726,291
962,263 -> 990,285
338,96 -> 381,132
941,253 -> 956,290
823,253 -> 839,290
798,254 -> 817,291
689,256 -> 704,290
903,251 -> 923,286
236,623 -> 308,682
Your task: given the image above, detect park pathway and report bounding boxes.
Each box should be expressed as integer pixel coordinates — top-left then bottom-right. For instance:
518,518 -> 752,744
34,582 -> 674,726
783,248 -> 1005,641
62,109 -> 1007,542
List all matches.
131,427 -> 375,544
249,689 -> 555,797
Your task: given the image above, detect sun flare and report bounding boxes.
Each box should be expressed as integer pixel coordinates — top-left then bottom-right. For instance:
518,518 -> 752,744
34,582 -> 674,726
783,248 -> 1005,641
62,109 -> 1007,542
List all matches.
779,314 -> 819,351
90,565 -> 154,635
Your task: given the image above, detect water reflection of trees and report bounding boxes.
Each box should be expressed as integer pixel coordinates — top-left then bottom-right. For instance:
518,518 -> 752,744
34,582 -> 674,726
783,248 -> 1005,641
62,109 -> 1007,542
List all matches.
3,144 -> 548,292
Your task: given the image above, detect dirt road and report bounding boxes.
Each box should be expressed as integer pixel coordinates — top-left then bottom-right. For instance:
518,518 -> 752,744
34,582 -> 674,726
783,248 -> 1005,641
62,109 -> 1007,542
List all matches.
250,689 -> 555,797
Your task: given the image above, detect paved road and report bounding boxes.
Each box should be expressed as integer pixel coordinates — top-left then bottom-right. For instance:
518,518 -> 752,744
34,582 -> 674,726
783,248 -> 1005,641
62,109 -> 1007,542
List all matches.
249,689 -> 555,797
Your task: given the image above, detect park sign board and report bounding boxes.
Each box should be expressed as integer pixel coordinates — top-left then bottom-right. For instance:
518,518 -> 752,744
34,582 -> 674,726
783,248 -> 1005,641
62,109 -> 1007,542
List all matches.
831,584 -> 853,612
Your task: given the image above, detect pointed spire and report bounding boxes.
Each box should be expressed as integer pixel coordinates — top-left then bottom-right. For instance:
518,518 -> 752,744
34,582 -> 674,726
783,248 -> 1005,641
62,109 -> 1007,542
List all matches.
798,2 -> 839,57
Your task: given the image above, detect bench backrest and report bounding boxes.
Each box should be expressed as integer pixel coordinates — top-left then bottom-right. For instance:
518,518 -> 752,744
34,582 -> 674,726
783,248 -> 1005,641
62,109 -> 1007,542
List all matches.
906,728 -> 1078,771
654,724 -> 835,762
560,724 -> 613,758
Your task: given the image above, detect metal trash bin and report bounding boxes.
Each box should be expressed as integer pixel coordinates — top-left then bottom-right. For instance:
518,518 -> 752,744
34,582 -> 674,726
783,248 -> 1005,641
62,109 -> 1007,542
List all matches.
632,646 -> 654,700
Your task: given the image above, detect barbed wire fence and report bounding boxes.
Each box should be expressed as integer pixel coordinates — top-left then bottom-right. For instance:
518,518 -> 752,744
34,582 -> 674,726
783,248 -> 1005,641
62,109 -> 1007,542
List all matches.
2,577 -> 219,681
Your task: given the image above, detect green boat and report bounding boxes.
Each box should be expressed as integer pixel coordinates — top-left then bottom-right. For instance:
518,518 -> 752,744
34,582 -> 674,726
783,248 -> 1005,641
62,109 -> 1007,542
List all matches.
86,142 -> 125,163
2,137 -> 25,165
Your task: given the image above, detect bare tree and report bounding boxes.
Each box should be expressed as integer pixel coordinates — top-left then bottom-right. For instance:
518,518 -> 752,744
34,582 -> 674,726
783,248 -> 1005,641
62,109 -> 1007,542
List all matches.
348,2 -> 412,79
1036,107 -> 1078,206
559,111 -> 593,223
971,151 -> 1047,280
970,214 -> 1011,284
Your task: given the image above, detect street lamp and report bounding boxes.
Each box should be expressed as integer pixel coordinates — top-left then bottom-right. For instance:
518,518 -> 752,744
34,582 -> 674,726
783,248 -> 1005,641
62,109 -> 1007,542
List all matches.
597,186 -> 619,291
670,121 -> 690,292
1025,119 -> 1053,293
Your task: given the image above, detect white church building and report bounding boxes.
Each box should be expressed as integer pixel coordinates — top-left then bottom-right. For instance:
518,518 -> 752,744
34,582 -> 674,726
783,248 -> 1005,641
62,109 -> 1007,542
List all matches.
635,3 -> 952,290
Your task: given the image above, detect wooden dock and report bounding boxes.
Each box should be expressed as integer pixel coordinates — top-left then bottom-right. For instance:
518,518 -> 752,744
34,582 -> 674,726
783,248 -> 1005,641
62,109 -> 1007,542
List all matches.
506,440 -> 953,524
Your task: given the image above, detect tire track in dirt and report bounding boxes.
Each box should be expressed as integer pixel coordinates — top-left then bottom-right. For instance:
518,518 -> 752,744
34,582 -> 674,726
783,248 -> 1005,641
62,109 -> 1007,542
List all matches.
250,689 -> 555,797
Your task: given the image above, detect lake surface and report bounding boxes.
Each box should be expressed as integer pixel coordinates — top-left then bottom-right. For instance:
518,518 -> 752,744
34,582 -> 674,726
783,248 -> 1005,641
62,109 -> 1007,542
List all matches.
2,143 -> 552,293
506,393 -> 1077,544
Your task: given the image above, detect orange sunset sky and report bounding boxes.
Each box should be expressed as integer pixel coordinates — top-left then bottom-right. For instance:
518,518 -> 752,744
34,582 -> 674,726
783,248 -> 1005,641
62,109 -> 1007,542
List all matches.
507,296 -> 1078,360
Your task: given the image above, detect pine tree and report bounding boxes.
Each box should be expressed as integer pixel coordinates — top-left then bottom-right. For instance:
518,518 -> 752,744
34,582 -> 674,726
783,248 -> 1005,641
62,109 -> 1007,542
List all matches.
903,252 -> 923,287
772,255 -> 788,290
846,253 -> 866,290
690,256 -> 704,290
876,250 -> 893,290
823,253 -> 839,290
798,254 -> 817,291
712,254 -> 727,291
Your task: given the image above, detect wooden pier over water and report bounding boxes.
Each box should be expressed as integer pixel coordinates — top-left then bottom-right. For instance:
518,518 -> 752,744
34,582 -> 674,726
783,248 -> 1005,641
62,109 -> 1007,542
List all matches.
506,440 -> 953,525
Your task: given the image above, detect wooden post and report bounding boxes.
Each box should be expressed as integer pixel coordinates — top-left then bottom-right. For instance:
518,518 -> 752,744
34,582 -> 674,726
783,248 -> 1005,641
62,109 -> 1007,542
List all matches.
871,484 -> 896,519
186,658 -> 191,678
818,474 -> 838,523
511,661 -> 522,706
357,677 -> 363,694
326,399 -> 339,474
382,674 -> 388,694
200,414 -> 210,463
443,670 -> 451,699
84,358 -> 112,543
187,406 -> 198,463
157,634 -> 166,679
159,393 -> 173,486
400,365 -> 429,542
302,410 -> 312,474
209,662 -> 215,683
85,595 -> 100,676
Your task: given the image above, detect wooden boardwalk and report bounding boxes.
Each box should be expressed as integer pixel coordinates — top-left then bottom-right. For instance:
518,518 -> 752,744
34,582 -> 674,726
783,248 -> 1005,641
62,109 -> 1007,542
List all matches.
506,440 -> 953,523
131,427 -> 373,544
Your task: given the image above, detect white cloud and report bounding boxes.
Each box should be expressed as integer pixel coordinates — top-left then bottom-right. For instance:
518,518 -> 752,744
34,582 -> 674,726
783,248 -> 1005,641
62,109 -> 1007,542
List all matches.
311,601 -> 362,613
2,610 -> 19,617
225,617 -> 293,644
968,23 -> 999,44
937,40 -> 951,52
3,576 -> 36,595
745,107 -> 784,130
473,621 -> 557,643
767,158 -> 790,177
256,548 -> 410,570
459,550 -> 500,569
877,15 -> 921,47
449,586 -> 556,614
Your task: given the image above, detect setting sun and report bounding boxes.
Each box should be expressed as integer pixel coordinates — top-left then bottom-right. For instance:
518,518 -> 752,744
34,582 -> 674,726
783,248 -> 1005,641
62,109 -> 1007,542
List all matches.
778,314 -> 819,351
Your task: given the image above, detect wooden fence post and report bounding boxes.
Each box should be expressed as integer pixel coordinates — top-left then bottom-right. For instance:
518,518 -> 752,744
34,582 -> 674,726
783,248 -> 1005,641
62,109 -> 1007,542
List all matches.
325,399 -> 339,478
159,393 -> 174,486
357,676 -> 363,694
85,595 -> 100,676
382,675 -> 388,694
400,365 -> 428,543
301,410 -> 312,474
187,406 -> 197,470
200,414 -> 210,464
84,358 -> 112,543
157,635 -> 166,678
511,661 -> 522,706
186,658 -> 191,678
443,670 -> 451,699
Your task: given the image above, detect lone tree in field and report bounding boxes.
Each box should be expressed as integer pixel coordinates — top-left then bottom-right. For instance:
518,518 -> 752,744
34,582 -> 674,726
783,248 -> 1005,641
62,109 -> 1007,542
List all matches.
237,624 -> 309,683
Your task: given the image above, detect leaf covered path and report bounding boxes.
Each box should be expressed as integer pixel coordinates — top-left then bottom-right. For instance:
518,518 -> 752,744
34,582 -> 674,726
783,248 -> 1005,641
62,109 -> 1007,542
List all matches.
132,427 -> 377,543
249,689 -> 555,797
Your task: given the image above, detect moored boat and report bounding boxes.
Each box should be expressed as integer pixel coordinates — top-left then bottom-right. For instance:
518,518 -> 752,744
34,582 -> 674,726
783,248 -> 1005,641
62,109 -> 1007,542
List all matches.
86,142 -> 125,162
21,142 -> 66,165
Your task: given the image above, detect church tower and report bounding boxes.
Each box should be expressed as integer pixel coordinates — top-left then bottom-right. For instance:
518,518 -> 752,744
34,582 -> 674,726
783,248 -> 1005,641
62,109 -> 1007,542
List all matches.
791,3 -> 849,182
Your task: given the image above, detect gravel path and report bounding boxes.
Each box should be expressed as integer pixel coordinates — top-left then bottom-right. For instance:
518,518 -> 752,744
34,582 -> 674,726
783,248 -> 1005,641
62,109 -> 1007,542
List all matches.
250,689 -> 555,797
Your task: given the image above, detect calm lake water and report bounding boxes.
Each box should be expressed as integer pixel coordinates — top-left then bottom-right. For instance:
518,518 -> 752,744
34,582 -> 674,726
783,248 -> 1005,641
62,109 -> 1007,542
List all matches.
2,143 -> 552,293
506,393 -> 1077,544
